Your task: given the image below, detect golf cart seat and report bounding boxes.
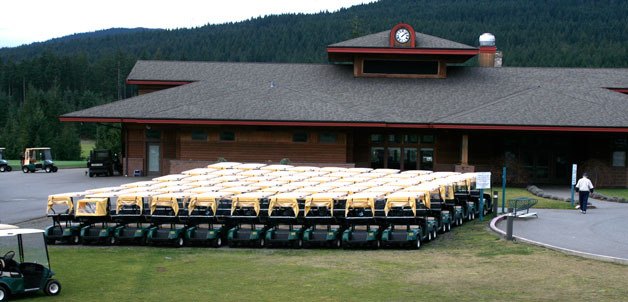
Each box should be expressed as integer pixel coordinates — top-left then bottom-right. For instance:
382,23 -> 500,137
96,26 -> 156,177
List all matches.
345,193 -> 382,218
188,192 -> 233,216
75,198 -> 109,217
304,192 -> 346,217
47,192 -> 83,217
384,192 -> 426,217
230,192 -> 274,217
268,192 -> 309,218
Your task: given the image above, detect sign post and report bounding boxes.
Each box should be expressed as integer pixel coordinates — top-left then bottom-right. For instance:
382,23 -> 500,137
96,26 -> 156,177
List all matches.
571,164 -> 577,207
501,166 -> 507,214
476,172 -> 491,221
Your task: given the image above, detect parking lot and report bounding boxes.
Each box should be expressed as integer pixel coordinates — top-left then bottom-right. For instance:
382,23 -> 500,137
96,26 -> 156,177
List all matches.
0,168 -> 150,224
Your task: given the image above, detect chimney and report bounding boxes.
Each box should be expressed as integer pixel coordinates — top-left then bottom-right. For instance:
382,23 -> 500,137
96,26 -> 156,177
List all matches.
478,33 -> 501,67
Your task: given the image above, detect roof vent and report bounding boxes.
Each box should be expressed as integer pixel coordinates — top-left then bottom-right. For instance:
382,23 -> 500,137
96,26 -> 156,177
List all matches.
479,33 -> 495,46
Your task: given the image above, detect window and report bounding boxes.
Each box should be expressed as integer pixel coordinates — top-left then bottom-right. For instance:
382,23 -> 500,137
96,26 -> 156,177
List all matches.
293,132 -> 308,143
363,60 -> 439,75
219,131 -> 235,141
404,134 -> 419,144
319,133 -> 337,143
612,151 -> 626,167
191,130 -> 208,141
388,134 -> 402,144
421,135 -> 435,144
370,134 -> 384,144
146,129 -> 161,140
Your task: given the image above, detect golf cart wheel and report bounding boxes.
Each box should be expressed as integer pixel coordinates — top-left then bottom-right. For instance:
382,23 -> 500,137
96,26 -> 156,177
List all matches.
447,223 -> 451,232
46,238 -> 56,245
258,238 -> 265,248
428,231 -> 433,241
22,166 -> 29,173
373,240 -> 381,249
5,166 -> 10,172
175,237 -> 185,248
72,235 -> 81,245
413,239 -> 421,250
0,166 -> 4,172
433,230 -> 437,240
52,166 -> 58,172
0,285 -> 8,302
334,239 -> 342,248
44,279 -> 61,296
89,172 -> 94,177
292,239 -> 303,249
212,237 -> 222,248
108,236 -> 117,246
45,166 -> 52,173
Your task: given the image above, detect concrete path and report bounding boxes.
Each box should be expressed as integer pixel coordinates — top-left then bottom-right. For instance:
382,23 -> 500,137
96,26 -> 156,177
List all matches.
493,186 -> 628,264
0,168 -> 151,224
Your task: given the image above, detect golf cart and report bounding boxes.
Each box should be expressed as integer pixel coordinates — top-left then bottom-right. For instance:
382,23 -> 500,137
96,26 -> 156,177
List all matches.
87,149 -> 122,177
380,191 -> 438,249
302,192 -> 347,248
184,192 -> 233,247
265,192 -> 308,248
0,148 -> 12,172
21,148 -> 58,173
45,192 -> 85,245
0,228 -> 61,301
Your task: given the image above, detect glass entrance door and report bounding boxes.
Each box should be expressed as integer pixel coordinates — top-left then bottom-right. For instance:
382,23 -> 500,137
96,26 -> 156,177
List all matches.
147,143 -> 160,174
420,148 -> 433,170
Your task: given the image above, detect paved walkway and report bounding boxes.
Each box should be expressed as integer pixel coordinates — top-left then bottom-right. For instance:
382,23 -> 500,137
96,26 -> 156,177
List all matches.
492,186 -> 628,264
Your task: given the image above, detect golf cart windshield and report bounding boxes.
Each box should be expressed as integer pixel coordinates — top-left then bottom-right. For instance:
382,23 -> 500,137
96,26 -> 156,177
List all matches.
0,230 -> 50,269
29,149 -> 52,161
93,151 -> 110,160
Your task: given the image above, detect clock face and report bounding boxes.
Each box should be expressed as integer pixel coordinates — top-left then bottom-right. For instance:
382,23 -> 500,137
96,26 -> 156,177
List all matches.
395,28 -> 410,44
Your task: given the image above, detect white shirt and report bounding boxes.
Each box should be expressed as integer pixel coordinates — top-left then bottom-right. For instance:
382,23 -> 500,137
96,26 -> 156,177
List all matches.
575,177 -> 594,192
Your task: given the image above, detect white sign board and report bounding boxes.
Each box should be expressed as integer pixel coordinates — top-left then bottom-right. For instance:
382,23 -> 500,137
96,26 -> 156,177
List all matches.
476,172 -> 491,189
571,164 -> 577,185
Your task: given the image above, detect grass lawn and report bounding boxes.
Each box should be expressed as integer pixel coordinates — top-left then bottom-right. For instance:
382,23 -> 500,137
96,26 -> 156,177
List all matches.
35,220 -> 627,302
80,139 -> 96,160
596,188 -> 628,200
494,187 -> 574,210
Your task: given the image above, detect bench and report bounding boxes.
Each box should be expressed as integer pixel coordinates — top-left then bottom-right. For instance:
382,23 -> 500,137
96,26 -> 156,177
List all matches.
507,197 -> 538,218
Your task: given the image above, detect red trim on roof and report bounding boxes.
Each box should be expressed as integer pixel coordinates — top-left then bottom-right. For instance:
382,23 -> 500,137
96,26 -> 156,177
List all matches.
59,117 -> 628,133
326,47 -> 479,56
125,80 -> 193,86
607,88 -> 628,94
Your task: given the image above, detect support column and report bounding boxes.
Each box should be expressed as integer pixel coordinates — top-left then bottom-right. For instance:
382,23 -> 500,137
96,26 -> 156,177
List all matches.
461,134 -> 469,165
455,134 -> 474,173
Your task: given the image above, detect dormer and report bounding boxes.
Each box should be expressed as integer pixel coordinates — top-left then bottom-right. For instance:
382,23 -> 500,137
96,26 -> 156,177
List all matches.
326,23 -> 479,78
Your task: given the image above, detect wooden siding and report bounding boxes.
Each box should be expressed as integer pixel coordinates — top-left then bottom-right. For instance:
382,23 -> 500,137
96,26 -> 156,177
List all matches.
176,126 -> 347,163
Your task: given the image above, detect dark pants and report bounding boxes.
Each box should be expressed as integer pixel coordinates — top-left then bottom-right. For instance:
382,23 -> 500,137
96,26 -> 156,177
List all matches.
579,191 -> 590,212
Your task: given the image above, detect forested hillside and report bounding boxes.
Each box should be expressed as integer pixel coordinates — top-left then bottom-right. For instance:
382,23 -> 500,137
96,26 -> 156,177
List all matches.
0,0 -> 626,159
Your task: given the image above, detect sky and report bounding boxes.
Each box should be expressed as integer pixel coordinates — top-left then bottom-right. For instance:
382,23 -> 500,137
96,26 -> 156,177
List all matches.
0,0 -> 377,48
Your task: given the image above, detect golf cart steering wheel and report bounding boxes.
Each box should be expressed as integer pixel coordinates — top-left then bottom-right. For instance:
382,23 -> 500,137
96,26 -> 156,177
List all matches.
0,251 -> 14,273
3,251 -> 15,261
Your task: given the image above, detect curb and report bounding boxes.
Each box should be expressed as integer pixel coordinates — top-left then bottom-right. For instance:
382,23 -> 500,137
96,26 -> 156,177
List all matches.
489,215 -> 628,265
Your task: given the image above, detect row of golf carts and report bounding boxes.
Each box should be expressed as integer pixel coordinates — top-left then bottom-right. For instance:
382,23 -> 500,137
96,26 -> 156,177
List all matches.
44,163 -> 491,249
0,148 -> 58,173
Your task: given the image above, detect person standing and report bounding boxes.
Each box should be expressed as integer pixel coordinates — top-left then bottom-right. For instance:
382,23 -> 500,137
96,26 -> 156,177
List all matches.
575,173 -> 594,214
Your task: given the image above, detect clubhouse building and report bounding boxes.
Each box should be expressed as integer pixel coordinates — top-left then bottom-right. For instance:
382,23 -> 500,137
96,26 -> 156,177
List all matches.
61,24 -> 628,186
